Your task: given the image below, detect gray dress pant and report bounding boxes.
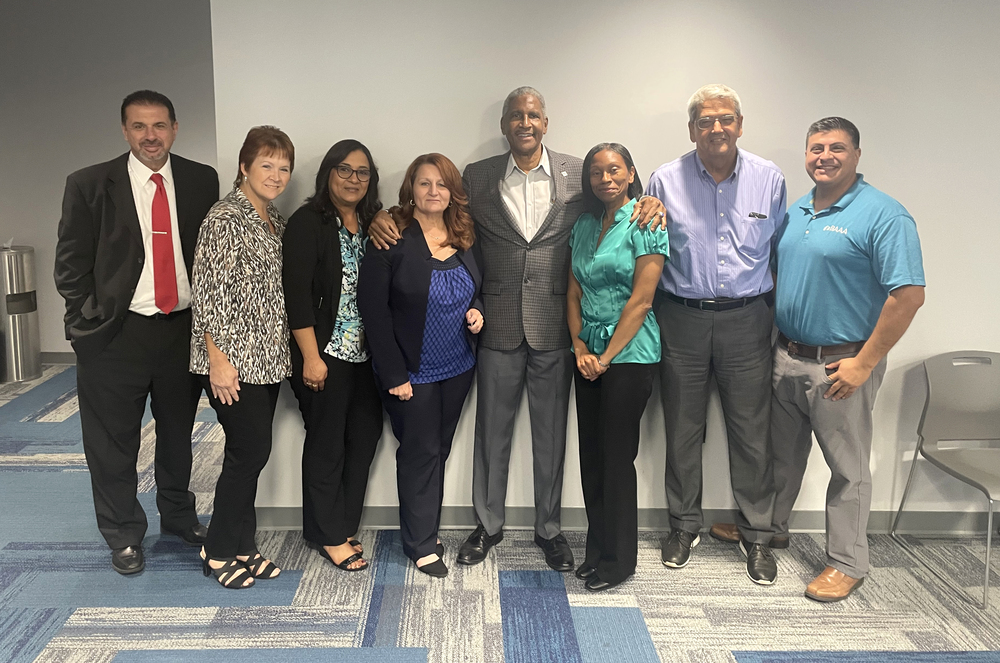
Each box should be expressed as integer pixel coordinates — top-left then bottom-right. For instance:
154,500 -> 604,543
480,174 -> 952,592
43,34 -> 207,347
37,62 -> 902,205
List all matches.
472,341 -> 573,538
654,292 -> 775,543
770,344 -> 886,578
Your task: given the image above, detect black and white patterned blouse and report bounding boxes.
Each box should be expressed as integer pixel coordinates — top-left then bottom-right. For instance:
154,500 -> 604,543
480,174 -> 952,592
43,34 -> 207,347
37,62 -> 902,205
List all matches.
190,186 -> 291,384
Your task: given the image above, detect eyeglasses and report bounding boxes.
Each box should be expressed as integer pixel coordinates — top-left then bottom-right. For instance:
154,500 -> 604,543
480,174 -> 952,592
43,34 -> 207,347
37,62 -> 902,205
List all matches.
695,114 -> 738,130
335,164 -> 371,182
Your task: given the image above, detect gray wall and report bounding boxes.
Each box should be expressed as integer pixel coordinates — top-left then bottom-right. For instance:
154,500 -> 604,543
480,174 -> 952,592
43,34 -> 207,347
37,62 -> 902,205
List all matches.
0,0 -> 219,353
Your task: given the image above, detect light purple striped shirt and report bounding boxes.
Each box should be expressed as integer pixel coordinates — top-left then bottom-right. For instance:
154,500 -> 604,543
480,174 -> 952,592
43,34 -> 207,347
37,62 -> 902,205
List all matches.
646,149 -> 786,299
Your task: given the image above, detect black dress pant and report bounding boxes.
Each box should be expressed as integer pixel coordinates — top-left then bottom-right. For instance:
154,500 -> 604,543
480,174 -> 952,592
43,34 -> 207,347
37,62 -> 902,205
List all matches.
76,310 -> 201,550
574,362 -> 655,584
201,378 -> 280,559
289,353 -> 383,547
380,368 -> 475,561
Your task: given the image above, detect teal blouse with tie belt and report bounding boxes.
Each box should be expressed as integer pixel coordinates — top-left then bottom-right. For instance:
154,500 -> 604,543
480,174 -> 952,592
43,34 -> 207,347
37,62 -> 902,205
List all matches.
569,198 -> 669,365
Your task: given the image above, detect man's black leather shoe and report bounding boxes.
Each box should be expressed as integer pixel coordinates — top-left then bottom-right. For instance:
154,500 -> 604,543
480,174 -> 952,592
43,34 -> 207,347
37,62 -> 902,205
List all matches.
534,533 -> 574,572
457,525 -> 503,565
740,538 -> 777,585
585,575 -> 628,592
661,529 -> 700,568
575,563 -> 597,580
161,523 -> 209,547
111,545 -> 145,575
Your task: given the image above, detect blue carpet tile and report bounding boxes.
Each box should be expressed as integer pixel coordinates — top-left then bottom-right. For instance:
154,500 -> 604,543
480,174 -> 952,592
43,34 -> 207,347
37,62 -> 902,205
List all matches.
1,365 -> 999,662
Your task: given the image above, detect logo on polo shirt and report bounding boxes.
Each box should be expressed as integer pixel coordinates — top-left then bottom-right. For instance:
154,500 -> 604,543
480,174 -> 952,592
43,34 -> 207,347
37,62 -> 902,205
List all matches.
823,225 -> 848,235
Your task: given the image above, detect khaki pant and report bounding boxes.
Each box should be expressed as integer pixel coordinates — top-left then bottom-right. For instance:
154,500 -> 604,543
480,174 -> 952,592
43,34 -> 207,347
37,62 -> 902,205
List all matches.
770,343 -> 886,578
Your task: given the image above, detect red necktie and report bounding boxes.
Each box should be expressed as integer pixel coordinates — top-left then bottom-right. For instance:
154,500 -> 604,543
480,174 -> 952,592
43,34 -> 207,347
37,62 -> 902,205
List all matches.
150,173 -> 178,314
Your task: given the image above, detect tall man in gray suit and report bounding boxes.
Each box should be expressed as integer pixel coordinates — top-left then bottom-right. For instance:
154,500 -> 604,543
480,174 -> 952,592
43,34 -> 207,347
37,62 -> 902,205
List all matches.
371,87 -> 664,570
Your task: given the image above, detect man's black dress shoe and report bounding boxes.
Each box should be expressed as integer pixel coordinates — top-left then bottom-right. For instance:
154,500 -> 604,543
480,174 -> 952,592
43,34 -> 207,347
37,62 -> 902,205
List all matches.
534,533 -> 574,572
111,545 -> 145,575
585,574 -> 628,592
661,529 -> 700,568
740,538 -> 777,585
457,525 -> 503,565
575,563 -> 597,580
161,523 -> 209,547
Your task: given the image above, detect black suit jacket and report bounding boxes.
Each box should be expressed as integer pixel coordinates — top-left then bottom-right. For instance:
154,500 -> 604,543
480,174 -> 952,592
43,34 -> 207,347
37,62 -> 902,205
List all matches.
357,224 -> 484,390
282,204 -> 354,369
54,152 -> 219,360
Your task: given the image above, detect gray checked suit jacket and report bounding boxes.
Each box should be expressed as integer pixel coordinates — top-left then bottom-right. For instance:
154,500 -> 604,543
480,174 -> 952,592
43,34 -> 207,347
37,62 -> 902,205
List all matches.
462,149 -> 584,352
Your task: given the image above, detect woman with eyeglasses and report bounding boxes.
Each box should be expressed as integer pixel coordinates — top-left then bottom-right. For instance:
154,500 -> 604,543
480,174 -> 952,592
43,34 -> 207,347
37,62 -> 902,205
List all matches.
358,153 -> 483,578
282,140 -> 387,573
567,143 -> 668,592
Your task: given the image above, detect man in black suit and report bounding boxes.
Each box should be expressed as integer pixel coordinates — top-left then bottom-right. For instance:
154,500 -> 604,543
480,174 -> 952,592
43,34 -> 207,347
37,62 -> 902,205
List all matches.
54,90 -> 219,574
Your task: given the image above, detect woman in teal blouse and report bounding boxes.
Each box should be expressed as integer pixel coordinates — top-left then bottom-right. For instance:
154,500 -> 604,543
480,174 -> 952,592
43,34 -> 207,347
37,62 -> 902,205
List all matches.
567,143 -> 668,592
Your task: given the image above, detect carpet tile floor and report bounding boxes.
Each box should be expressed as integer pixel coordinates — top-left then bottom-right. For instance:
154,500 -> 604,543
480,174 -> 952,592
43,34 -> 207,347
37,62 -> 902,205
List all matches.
1,365 -> 998,662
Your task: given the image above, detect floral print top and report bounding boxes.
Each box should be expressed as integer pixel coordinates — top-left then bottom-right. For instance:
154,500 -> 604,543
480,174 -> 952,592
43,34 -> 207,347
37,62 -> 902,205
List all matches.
324,225 -> 369,362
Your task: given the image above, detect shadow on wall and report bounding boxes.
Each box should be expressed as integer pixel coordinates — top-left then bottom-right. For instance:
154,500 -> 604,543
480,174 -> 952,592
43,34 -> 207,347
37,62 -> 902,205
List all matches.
889,360 -> 930,506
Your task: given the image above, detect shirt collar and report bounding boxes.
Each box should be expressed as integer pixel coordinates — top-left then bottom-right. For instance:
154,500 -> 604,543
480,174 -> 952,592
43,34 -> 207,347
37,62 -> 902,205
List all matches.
802,173 -> 867,214
128,151 -> 173,186
505,146 -> 551,179
611,198 -> 638,225
694,148 -> 742,184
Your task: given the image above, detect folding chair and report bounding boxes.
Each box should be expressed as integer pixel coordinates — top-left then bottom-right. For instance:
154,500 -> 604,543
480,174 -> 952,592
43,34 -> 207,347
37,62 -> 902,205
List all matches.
890,351 -> 1000,609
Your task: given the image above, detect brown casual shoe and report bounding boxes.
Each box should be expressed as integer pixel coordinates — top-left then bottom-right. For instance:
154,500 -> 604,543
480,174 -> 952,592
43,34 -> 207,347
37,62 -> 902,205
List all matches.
804,566 -> 865,602
709,522 -> 741,543
709,523 -> 789,549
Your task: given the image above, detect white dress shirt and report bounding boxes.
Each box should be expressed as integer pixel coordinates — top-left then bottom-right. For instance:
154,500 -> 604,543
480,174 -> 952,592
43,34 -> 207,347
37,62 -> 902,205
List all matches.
500,146 -> 553,242
126,152 -> 192,314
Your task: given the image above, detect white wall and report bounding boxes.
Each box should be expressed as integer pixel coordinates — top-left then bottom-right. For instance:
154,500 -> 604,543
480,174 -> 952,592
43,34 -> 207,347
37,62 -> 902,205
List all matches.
210,0 -> 1000,519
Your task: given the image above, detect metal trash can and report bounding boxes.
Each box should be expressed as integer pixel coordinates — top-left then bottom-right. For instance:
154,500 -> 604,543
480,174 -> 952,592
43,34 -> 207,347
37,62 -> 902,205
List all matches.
0,246 -> 42,382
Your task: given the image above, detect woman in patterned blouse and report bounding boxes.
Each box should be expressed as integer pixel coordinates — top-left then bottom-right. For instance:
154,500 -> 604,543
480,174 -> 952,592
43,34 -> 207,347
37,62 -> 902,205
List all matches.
282,140 -> 385,573
190,126 -> 294,589
358,153 -> 484,578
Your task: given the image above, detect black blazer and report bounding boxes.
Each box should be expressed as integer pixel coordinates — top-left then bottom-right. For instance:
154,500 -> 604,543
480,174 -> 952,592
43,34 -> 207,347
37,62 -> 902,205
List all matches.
54,152 -> 219,360
282,204 -> 358,369
358,224 -> 484,390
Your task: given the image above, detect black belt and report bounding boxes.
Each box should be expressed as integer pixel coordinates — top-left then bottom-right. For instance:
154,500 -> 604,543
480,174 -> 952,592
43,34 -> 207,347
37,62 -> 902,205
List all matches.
130,308 -> 190,321
778,332 -> 866,361
665,292 -> 768,312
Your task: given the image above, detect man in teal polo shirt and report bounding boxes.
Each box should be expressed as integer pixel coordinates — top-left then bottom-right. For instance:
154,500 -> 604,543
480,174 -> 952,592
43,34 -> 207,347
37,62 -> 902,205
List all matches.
771,117 -> 925,602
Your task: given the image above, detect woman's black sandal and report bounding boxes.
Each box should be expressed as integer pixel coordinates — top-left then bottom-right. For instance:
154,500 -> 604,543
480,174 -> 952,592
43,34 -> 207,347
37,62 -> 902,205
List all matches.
201,550 -> 254,589
241,551 -> 281,579
314,544 -> 368,572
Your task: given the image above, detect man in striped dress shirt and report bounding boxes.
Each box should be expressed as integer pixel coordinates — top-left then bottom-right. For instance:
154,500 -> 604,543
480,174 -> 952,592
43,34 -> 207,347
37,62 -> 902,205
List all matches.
646,84 -> 785,586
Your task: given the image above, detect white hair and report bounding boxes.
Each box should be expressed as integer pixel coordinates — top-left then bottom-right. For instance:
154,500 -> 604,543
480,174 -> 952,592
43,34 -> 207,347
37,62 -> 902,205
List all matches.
687,84 -> 742,122
502,86 -> 546,119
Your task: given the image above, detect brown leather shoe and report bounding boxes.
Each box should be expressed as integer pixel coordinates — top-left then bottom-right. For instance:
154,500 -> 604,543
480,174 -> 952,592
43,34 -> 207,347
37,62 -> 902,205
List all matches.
709,522 -> 741,543
804,566 -> 865,602
709,523 -> 789,548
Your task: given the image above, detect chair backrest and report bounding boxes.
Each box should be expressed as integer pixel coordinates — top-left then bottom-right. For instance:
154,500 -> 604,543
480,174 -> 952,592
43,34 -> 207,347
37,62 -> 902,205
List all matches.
918,351 -> 1000,450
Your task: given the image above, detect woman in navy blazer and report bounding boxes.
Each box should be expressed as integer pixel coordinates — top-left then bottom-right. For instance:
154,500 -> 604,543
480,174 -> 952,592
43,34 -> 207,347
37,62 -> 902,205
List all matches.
358,153 -> 484,578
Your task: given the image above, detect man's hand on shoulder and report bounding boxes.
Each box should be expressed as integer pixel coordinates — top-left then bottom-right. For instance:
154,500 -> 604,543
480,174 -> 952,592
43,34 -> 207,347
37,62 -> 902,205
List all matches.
369,208 -> 402,250
630,196 -> 668,231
